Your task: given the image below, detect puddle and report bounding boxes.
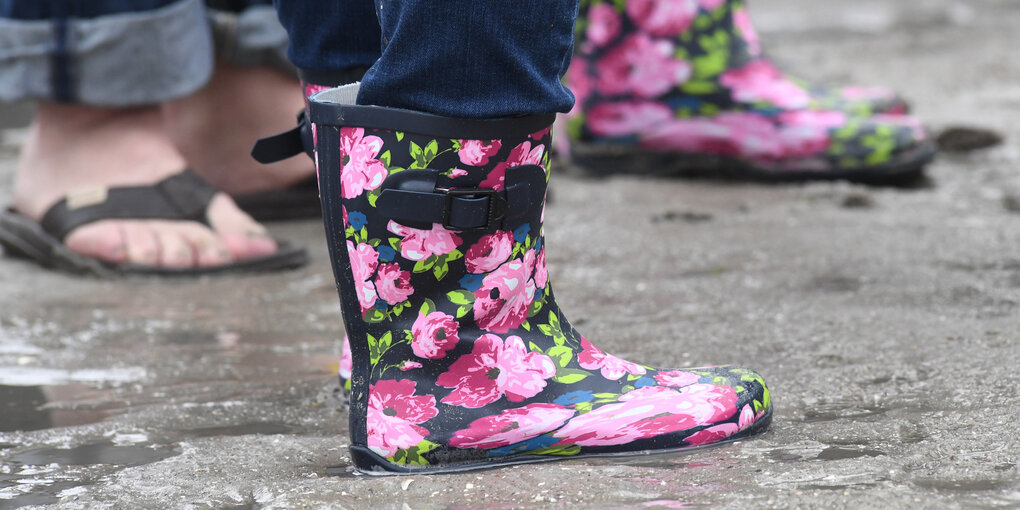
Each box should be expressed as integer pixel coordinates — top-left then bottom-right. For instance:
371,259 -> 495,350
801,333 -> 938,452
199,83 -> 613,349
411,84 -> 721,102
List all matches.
0,386 -> 51,433
798,482 -> 882,491
799,397 -> 937,423
0,367 -> 146,386
0,480 -> 86,510
815,447 -> 885,461
807,276 -> 862,293
769,450 -> 804,462
177,422 -> 294,438
0,385 -> 111,432
6,442 -> 178,467
323,465 -> 361,479
767,444 -> 886,463
163,331 -> 220,346
0,441 -> 179,509
585,447 -> 734,471
800,403 -> 883,423
911,478 -> 1013,492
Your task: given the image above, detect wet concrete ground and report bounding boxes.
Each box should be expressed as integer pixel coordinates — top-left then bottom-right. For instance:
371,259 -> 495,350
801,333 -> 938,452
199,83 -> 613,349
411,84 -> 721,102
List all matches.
1,0 -> 1018,508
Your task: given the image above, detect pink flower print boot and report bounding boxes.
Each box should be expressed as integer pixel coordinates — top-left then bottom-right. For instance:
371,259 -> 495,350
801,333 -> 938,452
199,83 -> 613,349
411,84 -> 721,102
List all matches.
310,83 -> 771,474
565,0 -> 935,182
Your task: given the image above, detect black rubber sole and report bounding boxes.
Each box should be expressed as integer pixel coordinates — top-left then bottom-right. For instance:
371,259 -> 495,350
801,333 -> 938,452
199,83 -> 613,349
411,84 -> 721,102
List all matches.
0,209 -> 308,277
567,139 -> 937,186
327,408 -> 772,476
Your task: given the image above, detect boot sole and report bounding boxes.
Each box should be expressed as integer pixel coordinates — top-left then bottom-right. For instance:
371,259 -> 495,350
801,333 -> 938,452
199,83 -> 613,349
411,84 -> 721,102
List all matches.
329,407 -> 772,476
568,139 -> 936,186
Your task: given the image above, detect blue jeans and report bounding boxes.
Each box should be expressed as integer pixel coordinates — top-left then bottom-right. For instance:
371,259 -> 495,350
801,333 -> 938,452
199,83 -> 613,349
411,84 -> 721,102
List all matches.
0,0 -> 270,18
0,1 -> 178,18
1,0 -> 578,116
0,0 -> 284,105
274,1 -> 579,118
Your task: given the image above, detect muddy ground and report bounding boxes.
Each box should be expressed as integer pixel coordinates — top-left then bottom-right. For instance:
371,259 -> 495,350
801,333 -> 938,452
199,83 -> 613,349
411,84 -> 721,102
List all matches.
0,0 -> 1018,508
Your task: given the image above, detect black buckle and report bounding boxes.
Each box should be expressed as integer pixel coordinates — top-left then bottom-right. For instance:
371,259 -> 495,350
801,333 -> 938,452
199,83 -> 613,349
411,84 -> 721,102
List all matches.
442,188 -> 508,230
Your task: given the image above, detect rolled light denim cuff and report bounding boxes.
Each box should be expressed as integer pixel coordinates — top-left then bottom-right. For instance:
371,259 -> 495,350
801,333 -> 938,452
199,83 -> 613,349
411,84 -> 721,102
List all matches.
0,0 -> 290,106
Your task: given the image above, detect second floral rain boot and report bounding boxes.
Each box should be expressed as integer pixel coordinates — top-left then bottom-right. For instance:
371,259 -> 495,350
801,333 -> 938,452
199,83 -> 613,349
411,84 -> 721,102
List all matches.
563,0 -> 935,182
249,69 -> 371,220
309,84 -> 772,474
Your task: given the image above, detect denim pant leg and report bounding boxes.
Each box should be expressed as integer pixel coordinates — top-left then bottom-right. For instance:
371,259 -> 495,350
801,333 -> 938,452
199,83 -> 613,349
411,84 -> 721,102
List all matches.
0,0 -> 211,104
368,0 -> 579,117
272,0 -> 380,82
0,1 -> 179,18
273,0 -> 579,118
0,0 -> 291,105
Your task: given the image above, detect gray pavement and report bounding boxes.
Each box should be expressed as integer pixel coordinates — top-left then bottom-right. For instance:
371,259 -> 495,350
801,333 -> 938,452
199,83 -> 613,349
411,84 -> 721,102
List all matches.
1,0 -> 1018,508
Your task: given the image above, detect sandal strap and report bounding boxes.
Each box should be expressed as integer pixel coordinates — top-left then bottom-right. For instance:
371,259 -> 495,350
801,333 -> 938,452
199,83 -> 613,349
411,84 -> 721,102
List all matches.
39,170 -> 218,241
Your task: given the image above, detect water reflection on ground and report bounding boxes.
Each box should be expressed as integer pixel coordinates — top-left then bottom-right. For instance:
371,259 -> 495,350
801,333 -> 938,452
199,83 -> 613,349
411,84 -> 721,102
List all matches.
0,325 -> 341,508
1,385 -> 112,433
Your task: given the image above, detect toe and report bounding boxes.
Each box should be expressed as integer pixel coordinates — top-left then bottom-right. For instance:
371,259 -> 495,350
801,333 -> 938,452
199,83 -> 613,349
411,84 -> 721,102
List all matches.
121,222 -> 160,266
154,224 -> 196,268
64,221 -> 129,264
179,223 -> 233,267
205,194 -> 279,260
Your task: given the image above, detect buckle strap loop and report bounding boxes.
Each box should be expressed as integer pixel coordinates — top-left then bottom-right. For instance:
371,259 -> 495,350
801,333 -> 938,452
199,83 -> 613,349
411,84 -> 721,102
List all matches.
376,165 -> 545,231
251,110 -> 314,164
443,189 -> 508,231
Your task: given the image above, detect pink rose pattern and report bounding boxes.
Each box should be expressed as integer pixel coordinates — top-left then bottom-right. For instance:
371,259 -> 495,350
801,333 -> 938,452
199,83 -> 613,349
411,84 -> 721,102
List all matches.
473,251 -> 539,334
683,403 -> 766,446
479,141 -> 546,190
554,385 -> 736,446
626,0 -> 700,37
654,370 -> 701,388
457,139 -> 502,166
719,60 -> 811,109
585,4 -> 621,49
348,240 -> 379,313
387,221 -> 463,261
411,311 -> 460,359
567,0 -> 927,172
596,33 -> 691,99
339,334 -> 353,387
368,379 -> 438,457
339,127 -> 388,199
465,231 -> 514,273
577,336 -> 647,381
334,123 -> 769,468
375,263 -> 414,305
303,82 -> 330,154
437,334 -> 556,408
450,403 -> 575,449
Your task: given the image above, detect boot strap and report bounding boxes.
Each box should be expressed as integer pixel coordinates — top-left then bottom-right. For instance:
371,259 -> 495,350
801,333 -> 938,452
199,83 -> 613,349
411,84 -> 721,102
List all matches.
250,110 -> 315,164
377,166 -> 545,231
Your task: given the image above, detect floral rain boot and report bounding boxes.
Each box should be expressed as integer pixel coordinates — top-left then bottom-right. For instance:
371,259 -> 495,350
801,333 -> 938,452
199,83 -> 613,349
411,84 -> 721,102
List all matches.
719,1 -> 909,117
564,0 -> 935,182
309,84 -> 771,474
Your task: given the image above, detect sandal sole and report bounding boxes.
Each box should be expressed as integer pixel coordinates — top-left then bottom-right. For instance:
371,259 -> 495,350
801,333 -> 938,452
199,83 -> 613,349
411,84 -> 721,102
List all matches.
0,209 -> 308,277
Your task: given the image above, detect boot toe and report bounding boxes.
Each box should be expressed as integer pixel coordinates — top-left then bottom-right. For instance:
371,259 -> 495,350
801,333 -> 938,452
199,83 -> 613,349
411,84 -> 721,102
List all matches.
823,114 -> 935,180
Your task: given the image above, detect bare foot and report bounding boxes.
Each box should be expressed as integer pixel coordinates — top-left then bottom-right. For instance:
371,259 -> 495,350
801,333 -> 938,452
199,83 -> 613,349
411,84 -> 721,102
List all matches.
161,63 -> 313,196
13,103 -> 278,269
